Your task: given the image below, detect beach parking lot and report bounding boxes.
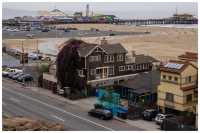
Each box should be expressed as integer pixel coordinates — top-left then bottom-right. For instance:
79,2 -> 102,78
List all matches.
3,24 -> 198,62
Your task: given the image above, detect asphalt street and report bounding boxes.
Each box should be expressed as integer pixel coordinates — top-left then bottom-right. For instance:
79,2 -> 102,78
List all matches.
2,79 -> 143,131
2,29 -> 149,39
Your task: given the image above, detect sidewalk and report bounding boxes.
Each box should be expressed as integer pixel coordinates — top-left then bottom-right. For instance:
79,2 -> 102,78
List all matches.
27,87 -> 95,110
126,119 -> 160,131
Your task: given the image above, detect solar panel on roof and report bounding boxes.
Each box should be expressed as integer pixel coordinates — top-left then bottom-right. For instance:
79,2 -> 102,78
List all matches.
164,62 -> 184,69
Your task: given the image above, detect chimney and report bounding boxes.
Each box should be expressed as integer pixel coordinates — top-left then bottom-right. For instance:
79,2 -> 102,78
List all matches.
132,51 -> 136,57
101,37 -> 107,45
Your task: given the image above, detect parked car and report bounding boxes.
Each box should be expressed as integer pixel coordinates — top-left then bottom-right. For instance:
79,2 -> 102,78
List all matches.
8,72 -> 21,79
26,34 -> 34,38
28,53 -> 39,60
17,74 -> 33,82
11,73 -> 24,80
41,29 -> 50,32
88,108 -> 113,120
2,71 -> 9,77
64,29 -> 70,32
155,114 -> 174,125
142,109 -> 158,121
109,33 -> 116,36
161,117 -> 197,131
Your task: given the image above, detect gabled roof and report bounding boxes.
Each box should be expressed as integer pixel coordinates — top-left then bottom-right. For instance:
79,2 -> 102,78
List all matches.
178,52 -> 198,62
135,54 -> 158,64
120,70 -> 160,94
78,43 -> 127,57
59,39 -> 128,57
78,44 -> 97,57
160,60 -> 197,74
100,43 -> 128,54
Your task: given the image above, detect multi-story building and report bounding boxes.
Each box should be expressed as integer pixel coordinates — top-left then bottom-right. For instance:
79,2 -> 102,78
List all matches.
43,39 -> 158,96
157,60 -> 197,114
75,39 -> 157,87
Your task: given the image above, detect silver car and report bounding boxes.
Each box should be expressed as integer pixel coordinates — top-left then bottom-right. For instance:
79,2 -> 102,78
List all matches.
155,113 -> 174,125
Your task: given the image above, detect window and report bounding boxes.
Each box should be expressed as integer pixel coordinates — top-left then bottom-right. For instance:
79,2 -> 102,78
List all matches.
168,76 -> 172,80
104,55 -> 114,63
185,76 -> 192,83
186,94 -> 192,103
90,69 -> 96,75
132,65 -> 136,71
174,77 -> 178,82
188,76 -> 192,82
142,64 -> 145,69
78,70 -> 84,77
126,65 -> 132,71
119,66 -> 125,71
166,93 -> 174,102
136,65 -> 139,70
108,66 -> 114,76
138,64 -> 142,70
89,55 -> 101,62
163,75 -> 166,80
117,54 -> 123,62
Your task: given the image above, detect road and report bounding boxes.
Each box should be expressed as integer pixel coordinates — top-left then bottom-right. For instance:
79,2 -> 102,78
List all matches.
2,29 -> 149,39
2,79 -> 143,131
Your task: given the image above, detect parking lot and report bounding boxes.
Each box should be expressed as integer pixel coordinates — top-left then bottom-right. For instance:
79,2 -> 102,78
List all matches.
2,29 -> 149,39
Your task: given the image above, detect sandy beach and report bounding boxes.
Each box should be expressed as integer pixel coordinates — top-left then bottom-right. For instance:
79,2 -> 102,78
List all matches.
3,24 -> 198,61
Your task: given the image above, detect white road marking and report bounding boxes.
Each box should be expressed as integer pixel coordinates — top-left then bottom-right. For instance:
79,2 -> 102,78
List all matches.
9,97 -> 21,103
51,115 -> 65,122
4,88 -> 114,131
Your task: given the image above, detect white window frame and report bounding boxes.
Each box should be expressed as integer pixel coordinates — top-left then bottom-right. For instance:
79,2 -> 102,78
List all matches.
104,55 -> 114,63
126,65 -> 133,71
78,70 -> 84,77
89,55 -> 101,62
119,66 -> 125,71
117,54 -> 123,62
108,66 -> 114,76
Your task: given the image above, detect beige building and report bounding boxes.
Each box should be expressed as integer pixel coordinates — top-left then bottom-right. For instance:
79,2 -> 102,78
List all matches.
157,60 -> 197,114
38,9 -> 66,17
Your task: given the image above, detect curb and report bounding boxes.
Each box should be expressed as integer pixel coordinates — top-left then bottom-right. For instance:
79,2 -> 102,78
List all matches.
113,116 -> 127,123
27,86 -> 78,105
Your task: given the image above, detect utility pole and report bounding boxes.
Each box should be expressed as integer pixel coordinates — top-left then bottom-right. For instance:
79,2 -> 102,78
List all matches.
21,40 -> 24,70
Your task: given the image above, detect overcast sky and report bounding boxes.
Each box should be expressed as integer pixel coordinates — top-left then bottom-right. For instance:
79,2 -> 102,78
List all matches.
3,2 -> 198,19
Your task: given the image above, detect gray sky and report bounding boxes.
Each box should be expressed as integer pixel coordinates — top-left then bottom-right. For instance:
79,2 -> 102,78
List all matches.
3,2 -> 198,19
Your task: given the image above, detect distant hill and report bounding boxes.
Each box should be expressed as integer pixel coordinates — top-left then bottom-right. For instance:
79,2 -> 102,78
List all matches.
2,8 -> 38,19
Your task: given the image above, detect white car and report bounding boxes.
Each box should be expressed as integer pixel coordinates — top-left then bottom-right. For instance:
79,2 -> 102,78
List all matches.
155,113 -> 174,125
28,53 -> 39,60
26,34 -> 35,38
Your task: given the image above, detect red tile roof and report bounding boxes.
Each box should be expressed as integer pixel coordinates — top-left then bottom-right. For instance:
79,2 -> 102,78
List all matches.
178,52 -> 198,62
